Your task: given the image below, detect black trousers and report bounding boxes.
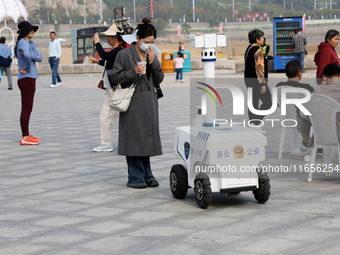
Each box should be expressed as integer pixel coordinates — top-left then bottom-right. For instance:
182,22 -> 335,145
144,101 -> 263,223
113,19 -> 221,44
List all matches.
246,82 -> 272,125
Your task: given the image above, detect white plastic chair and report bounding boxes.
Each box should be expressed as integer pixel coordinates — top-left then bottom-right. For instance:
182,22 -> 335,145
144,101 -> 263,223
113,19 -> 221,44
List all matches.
304,94 -> 340,182
277,86 -> 301,159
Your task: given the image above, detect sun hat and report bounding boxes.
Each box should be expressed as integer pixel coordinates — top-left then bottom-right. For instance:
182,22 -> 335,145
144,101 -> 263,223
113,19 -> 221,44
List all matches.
100,24 -> 123,36
17,21 -> 38,37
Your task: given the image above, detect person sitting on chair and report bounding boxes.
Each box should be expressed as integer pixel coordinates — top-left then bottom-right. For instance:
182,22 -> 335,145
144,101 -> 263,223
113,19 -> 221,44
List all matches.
275,60 -> 314,156
294,63 -> 340,156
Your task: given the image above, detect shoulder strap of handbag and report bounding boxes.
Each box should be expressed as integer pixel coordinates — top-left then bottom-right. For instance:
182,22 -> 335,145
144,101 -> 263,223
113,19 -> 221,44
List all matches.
101,60 -> 107,79
245,45 -> 256,61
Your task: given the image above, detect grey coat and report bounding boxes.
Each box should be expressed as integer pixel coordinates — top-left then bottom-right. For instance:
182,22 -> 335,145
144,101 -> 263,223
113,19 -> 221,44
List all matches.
111,44 -> 164,156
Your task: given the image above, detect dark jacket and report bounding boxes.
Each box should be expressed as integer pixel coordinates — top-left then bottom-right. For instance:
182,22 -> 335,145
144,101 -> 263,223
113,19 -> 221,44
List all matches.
314,42 -> 340,84
244,45 -> 266,87
276,81 -> 314,93
95,42 -> 123,87
111,44 -> 164,156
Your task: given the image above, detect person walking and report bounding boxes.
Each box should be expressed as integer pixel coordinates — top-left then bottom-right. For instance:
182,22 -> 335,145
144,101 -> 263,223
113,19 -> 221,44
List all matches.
111,18 -> 164,189
0,36 -> 13,90
48,31 -> 63,88
314,29 -> 340,85
292,27 -> 307,72
14,21 -> 42,145
244,29 -> 272,135
174,51 -> 184,83
89,24 -> 125,152
262,37 -> 270,82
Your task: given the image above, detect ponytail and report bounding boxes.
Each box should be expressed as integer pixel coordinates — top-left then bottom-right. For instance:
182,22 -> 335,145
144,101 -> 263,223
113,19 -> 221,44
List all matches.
14,35 -> 23,58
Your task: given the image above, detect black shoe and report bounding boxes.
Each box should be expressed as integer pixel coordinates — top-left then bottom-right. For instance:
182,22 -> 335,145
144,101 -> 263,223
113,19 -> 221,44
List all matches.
127,183 -> 147,189
8,88 -> 12,90
147,180 -> 159,187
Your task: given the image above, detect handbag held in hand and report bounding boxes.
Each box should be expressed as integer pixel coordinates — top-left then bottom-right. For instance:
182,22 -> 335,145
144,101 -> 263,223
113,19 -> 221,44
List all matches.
110,82 -> 137,112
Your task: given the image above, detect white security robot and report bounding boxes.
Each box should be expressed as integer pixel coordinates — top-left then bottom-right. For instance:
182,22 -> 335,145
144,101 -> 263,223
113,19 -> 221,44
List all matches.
170,34 -> 270,209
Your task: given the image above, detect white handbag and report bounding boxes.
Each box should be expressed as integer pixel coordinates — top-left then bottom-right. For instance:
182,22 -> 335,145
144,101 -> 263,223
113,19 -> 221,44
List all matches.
110,82 -> 137,112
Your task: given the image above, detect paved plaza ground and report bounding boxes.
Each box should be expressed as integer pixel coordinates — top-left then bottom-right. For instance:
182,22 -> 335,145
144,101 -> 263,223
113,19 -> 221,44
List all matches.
0,70 -> 340,255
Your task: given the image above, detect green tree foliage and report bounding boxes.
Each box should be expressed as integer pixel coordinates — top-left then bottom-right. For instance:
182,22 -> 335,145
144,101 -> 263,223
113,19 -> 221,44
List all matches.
152,18 -> 168,35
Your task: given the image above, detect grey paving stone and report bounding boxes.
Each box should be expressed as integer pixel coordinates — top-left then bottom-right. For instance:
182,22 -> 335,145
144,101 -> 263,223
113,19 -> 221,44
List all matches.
0,71 -> 340,254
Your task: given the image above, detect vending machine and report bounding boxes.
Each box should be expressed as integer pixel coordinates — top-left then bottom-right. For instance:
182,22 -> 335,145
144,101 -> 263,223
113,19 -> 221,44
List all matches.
273,16 -> 305,71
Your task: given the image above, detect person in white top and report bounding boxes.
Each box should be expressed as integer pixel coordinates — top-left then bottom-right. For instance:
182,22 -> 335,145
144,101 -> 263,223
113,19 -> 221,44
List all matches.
174,51 -> 184,83
48,31 -> 63,88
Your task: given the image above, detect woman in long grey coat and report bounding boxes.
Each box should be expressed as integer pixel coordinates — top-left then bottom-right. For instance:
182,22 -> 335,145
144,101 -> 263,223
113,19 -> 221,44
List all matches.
111,18 -> 164,189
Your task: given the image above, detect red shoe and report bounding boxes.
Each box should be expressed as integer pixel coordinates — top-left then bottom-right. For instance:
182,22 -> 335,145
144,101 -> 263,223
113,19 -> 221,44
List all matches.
28,135 -> 40,142
20,136 -> 40,145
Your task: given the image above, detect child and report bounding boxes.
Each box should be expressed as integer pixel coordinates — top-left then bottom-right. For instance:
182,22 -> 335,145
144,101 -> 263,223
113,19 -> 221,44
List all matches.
178,42 -> 184,51
174,51 -> 184,83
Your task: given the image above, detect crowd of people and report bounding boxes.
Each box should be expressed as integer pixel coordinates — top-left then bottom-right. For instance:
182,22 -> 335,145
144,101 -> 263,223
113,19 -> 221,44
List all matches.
244,28 -> 340,156
1,20 -> 340,187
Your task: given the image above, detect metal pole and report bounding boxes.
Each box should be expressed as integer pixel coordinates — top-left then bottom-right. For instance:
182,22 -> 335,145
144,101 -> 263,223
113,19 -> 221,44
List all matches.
284,0 -> 286,9
84,0 -> 86,24
193,0 -> 195,22
233,0 -> 234,21
100,0 -> 103,23
314,0 -> 316,9
170,0 -> 173,22
133,0 -> 136,23
249,0 -> 251,9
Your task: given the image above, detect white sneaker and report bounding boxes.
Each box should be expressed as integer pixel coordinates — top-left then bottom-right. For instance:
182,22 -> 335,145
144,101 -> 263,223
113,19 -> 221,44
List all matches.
93,145 -> 114,152
49,83 -> 61,88
180,80 -> 184,83
57,81 -> 63,86
292,143 -> 313,156
249,125 -> 267,135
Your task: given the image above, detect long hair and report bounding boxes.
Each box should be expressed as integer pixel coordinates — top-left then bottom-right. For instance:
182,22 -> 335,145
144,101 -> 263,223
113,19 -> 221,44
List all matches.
14,34 -> 24,58
117,35 -> 127,48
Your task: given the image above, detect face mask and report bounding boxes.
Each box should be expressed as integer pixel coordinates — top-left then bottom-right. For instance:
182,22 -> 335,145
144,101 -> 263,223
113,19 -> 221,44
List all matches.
139,42 -> 150,52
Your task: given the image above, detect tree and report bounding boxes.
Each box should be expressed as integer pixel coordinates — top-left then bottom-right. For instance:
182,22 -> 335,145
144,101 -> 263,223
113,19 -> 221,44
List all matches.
153,18 -> 168,35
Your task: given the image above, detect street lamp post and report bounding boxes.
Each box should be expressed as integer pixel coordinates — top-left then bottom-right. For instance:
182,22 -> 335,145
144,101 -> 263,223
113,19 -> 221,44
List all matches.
133,0 -> 136,23
193,0 -> 195,22
100,0 -> 103,23
233,0 -> 235,21
84,0 -> 86,24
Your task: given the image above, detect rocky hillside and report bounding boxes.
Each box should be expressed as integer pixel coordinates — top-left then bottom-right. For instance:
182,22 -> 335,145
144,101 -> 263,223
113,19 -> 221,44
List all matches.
22,0 -> 104,16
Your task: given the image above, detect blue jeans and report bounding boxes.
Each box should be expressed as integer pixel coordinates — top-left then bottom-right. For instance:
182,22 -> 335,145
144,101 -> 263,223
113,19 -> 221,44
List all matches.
175,68 -> 183,80
49,57 -> 62,85
126,156 -> 156,186
294,52 -> 305,71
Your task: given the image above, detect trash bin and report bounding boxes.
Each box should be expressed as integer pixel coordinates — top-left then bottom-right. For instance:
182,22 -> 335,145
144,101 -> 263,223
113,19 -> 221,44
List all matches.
161,52 -> 175,73
174,50 -> 191,72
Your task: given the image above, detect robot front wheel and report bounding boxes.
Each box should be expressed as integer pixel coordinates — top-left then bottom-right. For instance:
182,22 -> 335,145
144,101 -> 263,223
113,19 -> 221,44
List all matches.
253,169 -> 271,204
194,172 -> 212,209
169,164 -> 189,199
